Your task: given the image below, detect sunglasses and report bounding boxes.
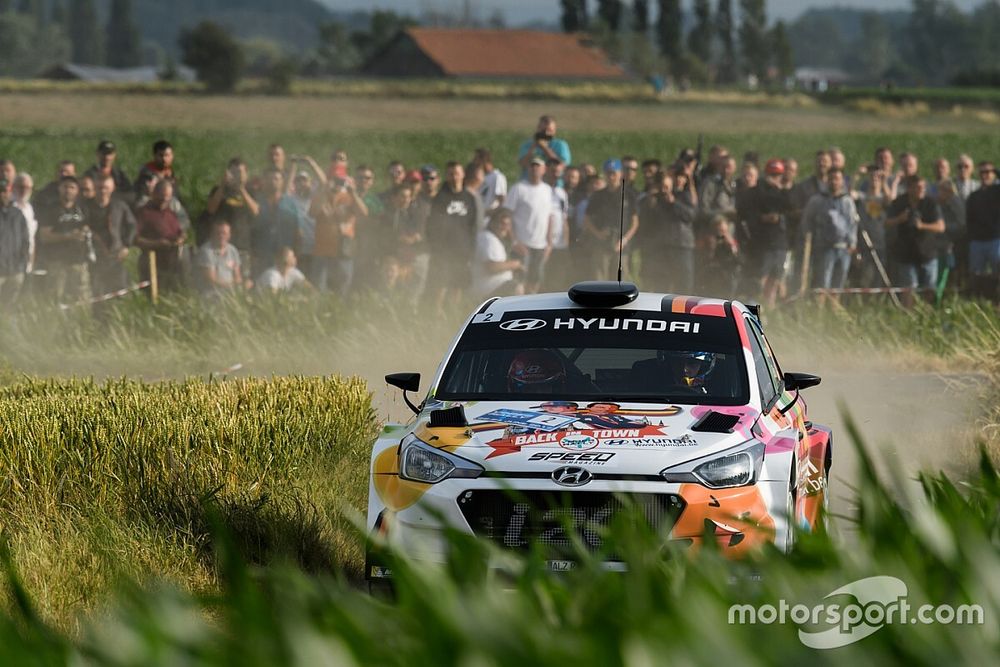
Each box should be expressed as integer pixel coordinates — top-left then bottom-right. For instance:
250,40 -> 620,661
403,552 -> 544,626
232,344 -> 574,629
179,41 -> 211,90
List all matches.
425,174 -> 439,180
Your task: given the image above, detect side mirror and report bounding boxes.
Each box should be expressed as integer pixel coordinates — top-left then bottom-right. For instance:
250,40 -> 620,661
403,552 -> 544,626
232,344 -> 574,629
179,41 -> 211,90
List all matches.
386,372 -> 421,414
784,372 -> 822,392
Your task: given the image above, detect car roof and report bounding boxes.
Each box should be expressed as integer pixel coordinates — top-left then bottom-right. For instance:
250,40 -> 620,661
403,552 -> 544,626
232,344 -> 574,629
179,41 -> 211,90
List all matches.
476,291 -> 749,320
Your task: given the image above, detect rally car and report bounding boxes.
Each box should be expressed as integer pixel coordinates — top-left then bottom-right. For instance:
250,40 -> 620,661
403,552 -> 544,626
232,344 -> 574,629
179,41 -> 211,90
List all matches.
366,281 -> 831,579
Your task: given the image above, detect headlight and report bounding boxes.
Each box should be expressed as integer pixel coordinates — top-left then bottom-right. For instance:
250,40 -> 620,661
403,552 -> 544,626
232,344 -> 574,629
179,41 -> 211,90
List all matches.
661,442 -> 764,489
694,451 -> 755,488
399,436 -> 483,484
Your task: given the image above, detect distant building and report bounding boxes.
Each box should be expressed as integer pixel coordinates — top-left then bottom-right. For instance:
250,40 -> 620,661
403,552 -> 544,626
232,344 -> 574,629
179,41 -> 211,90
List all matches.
42,63 -> 196,84
794,67 -> 850,92
363,28 -> 629,80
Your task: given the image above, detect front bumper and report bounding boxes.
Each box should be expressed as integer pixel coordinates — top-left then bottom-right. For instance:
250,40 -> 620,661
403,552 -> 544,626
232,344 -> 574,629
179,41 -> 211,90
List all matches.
366,476 -> 788,579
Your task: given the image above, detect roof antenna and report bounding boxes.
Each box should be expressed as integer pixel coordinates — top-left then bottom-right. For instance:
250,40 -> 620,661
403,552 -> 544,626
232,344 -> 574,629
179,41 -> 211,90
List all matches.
617,176 -> 626,284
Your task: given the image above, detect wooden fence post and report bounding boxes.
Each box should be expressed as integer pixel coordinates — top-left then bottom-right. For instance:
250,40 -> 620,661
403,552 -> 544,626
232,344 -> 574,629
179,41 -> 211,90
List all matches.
149,250 -> 158,305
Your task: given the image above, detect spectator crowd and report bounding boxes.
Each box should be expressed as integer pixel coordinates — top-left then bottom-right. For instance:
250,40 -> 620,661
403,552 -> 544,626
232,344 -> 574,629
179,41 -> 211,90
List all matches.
1,114 -> 999,312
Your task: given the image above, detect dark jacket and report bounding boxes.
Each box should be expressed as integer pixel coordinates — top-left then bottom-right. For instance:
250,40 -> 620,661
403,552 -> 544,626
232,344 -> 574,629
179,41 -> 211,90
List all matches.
0,204 -> 30,276
638,190 -> 698,249
966,184 -> 1000,242
740,181 -> 792,253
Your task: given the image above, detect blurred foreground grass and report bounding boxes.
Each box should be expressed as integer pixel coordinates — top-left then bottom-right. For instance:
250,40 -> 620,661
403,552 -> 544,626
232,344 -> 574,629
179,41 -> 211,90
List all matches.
2,421 -> 999,665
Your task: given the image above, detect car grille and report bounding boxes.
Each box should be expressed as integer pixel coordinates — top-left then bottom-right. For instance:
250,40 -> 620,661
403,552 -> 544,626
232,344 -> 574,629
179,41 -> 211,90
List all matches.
456,490 -> 685,554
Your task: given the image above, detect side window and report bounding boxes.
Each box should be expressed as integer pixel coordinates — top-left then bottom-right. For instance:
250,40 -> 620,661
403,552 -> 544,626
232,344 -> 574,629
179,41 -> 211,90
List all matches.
749,319 -> 785,396
745,317 -> 778,408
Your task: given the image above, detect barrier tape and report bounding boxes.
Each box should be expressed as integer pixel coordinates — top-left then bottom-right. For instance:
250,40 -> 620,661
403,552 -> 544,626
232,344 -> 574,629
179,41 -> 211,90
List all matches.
58,280 -> 152,310
812,287 -> 915,295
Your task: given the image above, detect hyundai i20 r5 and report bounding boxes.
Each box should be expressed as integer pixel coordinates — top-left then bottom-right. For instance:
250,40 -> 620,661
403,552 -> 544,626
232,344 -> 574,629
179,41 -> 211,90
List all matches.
366,282 -> 831,580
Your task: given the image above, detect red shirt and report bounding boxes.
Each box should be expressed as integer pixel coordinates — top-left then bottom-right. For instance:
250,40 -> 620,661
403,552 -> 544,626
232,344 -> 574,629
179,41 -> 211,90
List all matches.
137,204 -> 182,245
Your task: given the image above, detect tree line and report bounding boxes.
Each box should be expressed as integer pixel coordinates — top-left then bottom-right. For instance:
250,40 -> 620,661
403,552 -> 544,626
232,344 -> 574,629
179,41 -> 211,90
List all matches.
0,0 -> 142,76
564,0 -> 1000,87
560,0 -> 792,85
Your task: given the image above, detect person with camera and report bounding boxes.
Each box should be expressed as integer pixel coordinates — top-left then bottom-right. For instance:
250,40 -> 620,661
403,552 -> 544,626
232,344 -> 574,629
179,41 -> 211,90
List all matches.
309,173 -> 367,296
637,169 -> 698,293
886,175 -> 945,294
517,115 -> 571,183
582,159 -> 639,282
204,158 -> 259,256
252,169 -> 302,286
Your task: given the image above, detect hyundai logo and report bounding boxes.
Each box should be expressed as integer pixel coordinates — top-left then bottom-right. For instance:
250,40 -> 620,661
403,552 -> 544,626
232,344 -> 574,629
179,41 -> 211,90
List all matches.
499,318 -> 547,331
551,466 -> 593,487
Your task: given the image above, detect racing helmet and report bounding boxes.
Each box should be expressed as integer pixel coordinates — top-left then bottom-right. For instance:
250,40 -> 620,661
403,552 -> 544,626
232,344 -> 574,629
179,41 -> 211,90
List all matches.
507,350 -> 567,394
663,350 -> 717,387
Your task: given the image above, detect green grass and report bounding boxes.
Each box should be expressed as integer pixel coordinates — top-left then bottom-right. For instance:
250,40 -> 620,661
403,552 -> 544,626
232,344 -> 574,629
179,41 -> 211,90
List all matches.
2,423 -> 1000,665
824,86 -> 1000,109
0,375 -> 379,629
3,127 -> 1000,216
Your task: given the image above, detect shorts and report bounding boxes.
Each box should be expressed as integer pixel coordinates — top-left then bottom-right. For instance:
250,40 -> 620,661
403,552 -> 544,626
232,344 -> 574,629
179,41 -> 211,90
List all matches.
760,249 -> 788,281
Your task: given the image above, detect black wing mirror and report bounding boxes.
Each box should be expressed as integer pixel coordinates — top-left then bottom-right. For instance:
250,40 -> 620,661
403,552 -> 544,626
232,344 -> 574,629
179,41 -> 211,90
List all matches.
386,372 -> 421,414
784,372 -> 822,392
777,372 -> 821,416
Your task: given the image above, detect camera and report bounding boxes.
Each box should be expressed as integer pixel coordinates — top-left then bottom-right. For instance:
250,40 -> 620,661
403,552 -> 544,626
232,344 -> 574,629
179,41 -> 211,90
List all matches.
534,131 -> 553,142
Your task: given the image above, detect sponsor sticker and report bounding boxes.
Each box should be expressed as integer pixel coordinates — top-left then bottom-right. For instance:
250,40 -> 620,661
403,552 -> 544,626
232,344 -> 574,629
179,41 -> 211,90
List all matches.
478,408 -> 578,432
559,434 -> 599,451
527,451 -> 616,465
603,433 -> 700,447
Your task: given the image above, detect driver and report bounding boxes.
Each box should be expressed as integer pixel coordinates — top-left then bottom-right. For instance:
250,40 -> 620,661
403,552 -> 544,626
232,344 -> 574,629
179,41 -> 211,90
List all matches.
507,350 -> 567,394
669,351 -> 716,391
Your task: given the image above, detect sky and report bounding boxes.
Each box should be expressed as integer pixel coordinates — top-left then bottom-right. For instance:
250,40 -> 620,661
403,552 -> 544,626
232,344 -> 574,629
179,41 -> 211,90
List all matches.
325,0 -> 985,26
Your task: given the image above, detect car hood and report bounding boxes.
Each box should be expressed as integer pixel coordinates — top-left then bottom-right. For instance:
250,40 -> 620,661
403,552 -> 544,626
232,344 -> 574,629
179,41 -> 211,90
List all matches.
411,399 -> 761,474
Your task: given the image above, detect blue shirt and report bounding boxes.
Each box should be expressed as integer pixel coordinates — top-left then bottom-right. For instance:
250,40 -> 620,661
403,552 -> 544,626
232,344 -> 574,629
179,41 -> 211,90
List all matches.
518,137 -> 572,183
253,195 -> 301,265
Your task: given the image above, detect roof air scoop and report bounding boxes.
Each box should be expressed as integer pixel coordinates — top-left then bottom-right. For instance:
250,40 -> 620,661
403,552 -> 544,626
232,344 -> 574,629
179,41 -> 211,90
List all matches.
568,281 -> 639,307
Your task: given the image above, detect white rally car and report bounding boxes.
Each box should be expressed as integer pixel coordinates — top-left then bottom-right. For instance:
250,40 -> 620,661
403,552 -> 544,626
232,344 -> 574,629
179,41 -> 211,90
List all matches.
366,282 -> 831,579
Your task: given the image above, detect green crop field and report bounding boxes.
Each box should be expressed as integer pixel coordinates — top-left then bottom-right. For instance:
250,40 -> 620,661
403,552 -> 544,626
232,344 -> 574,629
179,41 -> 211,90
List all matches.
2,91 -> 1000,663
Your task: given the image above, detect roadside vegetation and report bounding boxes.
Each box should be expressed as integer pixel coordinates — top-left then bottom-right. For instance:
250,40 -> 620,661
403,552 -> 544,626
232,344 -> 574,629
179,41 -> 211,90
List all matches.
2,420 -> 999,664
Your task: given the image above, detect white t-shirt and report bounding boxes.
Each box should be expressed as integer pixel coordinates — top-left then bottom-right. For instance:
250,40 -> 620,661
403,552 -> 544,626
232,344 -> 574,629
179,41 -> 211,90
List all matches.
505,180 -> 554,250
257,267 -> 307,292
481,169 -> 508,209
14,201 -> 37,272
549,185 -> 569,249
472,230 -> 512,297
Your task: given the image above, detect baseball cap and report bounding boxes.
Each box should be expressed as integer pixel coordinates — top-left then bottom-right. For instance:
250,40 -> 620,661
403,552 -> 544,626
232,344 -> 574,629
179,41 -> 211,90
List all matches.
97,140 -> 116,154
764,158 -> 786,175
529,156 -> 546,167
677,148 -> 697,163
419,164 -> 438,177
405,169 -> 423,183
532,401 -> 579,408
602,158 -> 622,173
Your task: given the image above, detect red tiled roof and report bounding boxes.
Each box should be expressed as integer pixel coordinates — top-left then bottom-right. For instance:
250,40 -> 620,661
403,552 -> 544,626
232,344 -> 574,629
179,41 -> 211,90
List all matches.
405,28 -> 628,79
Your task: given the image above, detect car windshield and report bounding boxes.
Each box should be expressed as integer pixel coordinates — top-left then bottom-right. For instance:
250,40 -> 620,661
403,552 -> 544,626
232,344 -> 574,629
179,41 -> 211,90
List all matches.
436,309 -> 749,405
